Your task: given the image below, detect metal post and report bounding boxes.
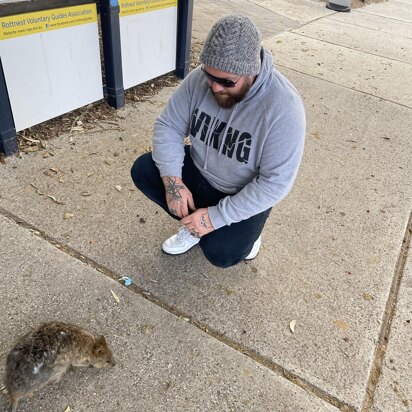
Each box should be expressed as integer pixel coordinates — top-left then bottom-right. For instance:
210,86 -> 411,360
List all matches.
100,0 -> 125,108
0,58 -> 18,156
175,0 -> 194,79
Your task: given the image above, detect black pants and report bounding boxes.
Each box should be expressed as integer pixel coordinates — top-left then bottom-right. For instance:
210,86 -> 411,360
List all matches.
130,146 -> 271,268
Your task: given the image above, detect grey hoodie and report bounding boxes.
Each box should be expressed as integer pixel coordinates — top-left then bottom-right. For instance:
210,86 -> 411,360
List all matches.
152,48 -> 306,230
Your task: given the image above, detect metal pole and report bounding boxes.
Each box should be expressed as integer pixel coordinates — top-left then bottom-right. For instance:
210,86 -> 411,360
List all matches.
175,0 -> 194,79
0,58 -> 18,156
100,0 -> 125,108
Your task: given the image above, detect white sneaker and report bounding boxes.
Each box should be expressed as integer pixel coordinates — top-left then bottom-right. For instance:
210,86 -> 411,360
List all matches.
162,227 -> 200,255
245,236 -> 261,260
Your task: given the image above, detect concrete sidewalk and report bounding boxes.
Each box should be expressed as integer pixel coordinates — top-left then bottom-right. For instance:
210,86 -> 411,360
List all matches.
1,1 -> 411,411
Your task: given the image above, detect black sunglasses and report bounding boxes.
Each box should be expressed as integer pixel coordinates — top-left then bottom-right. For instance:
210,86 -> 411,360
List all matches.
201,66 -> 241,88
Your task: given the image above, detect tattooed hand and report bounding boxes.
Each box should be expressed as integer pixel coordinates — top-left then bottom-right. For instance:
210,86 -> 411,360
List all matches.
181,208 -> 214,238
162,176 -> 196,218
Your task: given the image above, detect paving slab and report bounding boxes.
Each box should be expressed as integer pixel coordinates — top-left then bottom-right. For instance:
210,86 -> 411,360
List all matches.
372,243 -> 412,412
356,0 -> 412,21
0,215 -> 340,412
0,66 -> 411,410
192,0 -> 299,42
328,10 -> 412,39
248,0 -> 335,23
263,32 -> 412,107
291,16 -> 412,63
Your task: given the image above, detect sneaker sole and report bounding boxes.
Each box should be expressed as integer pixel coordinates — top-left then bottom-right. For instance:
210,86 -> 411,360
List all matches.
162,243 -> 199,255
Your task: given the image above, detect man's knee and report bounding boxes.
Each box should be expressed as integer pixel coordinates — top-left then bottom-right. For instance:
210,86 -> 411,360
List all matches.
130,153 -> 155,189
202,248 -> 241,268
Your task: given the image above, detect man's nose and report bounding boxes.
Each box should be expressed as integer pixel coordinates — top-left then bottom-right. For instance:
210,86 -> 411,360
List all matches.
211,82 -> 225,93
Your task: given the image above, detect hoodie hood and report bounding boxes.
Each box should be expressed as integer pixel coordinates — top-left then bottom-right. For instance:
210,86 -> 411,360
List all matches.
241,48 -> 274,103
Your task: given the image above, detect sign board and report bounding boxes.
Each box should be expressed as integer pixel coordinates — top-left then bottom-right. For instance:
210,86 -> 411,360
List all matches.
119,0 -> 177,90
0,3 -> 103,131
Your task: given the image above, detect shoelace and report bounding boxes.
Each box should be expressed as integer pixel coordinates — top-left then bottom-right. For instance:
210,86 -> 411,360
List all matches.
177,227 -> 201,243
177,227 -> 193,241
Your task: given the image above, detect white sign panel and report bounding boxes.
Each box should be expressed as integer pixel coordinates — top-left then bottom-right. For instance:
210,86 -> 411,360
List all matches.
0,4 -> 103,131
119,1 -> 177,90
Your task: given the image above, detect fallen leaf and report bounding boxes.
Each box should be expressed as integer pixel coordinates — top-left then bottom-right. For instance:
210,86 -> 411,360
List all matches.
362,293 -> 374,301
63,212 -> 74,219
141,324 -> 155,335
225,288 -> 234,296
39,139 -> 48,149
44,170 -> 55,177
243,368 -> 252,377
115,185 -> 122,192
367,256 -> 381,264
110,289 -> 120,303
48,195 -> 65,205
104,158 -> 115,166
22,146 -> 40,153
290,319 -> 297,333
334,320 -> 349,331
64,407 -> 71,412
22,135 -> 40,143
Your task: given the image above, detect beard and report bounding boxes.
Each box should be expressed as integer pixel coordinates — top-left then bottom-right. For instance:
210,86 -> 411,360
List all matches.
212,80 -> 252,109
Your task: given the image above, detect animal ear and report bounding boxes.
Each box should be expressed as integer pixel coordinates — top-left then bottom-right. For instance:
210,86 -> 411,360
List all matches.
95,335 -> 108,347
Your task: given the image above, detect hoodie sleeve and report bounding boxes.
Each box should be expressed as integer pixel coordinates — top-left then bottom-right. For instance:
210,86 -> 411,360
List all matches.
208,97 -> 306,229
152,70 -> 198,178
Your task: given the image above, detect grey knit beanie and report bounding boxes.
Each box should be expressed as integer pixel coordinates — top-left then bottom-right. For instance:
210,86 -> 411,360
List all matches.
200,15 -> 262,76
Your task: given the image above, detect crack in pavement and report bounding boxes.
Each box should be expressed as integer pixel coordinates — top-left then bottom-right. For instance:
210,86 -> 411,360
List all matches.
361,211 -> 412,411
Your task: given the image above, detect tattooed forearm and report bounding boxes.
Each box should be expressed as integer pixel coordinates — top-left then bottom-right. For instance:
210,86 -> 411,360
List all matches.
165,177 -> 186,201
199,213 -> 209,228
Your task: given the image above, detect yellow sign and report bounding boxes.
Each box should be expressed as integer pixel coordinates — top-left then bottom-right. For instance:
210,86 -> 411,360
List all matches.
120,0 -> 177,17
0,4 -> 97,40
